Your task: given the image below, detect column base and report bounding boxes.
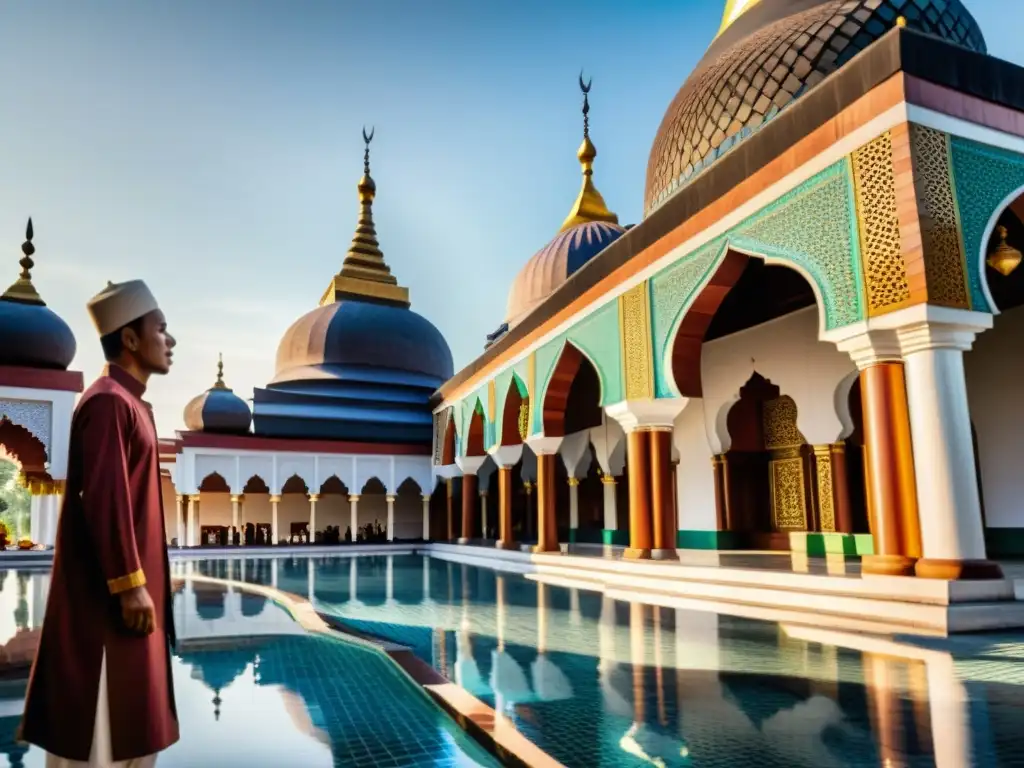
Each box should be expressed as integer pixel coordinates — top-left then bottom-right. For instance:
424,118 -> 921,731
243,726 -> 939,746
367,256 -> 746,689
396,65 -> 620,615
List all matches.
623,547 -> 652,561
495,540 -> 518,551
651,548 -> 678,561
532,544 -> 561,554
915,558 -> 1004,580
861,554 -> 917,577
456,537 -> 472,545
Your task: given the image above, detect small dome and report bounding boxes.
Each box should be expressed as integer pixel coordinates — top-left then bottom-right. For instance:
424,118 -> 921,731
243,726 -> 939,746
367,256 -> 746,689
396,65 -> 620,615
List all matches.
506,220 -> 625,326
0,220 -> 76,370
644,0 -> 986,215
273,300 -> 453,386
183,356 -> 252,434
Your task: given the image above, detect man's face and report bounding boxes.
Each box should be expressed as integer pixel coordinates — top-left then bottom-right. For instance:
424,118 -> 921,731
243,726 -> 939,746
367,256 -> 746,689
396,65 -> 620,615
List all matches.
124,309 -> 176,375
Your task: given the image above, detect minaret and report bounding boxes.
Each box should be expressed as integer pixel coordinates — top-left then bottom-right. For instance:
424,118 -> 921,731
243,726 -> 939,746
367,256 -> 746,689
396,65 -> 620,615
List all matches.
2,218 -> 43,305
320,127 -> 411,308
559,74 -> 619,233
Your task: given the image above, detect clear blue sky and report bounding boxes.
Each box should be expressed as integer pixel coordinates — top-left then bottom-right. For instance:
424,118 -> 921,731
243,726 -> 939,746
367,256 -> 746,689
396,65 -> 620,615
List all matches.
0,0 -> 1017,436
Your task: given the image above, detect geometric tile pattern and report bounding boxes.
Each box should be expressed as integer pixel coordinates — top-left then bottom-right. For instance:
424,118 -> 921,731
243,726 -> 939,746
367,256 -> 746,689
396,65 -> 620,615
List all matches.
645,0 -> 987,216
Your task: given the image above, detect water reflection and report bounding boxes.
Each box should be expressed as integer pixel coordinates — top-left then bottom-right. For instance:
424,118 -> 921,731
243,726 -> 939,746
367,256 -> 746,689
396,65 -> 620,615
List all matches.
172,553 -> 1024,768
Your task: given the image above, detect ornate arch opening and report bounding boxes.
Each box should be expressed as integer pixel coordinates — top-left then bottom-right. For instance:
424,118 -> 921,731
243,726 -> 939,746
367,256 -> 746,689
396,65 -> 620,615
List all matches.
979,191 -> 1024,312
319,475 -> 349,496
0,419 -> 47,477
199,472 -> 230,493
441,412 -> 456,465
243,475 -> 270,494
465,399 -> 486,457
281,474 -> 309,495
542,342 -> 603,438
500,375 -> 529,447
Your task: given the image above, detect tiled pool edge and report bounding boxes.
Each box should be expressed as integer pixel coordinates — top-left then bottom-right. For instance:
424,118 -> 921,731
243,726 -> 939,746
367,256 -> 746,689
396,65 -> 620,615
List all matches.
184,574 -> 565,768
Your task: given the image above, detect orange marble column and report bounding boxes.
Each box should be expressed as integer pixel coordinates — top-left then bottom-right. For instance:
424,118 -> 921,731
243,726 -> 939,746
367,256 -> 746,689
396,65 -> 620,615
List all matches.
649,428 -> 677,559
460,473 -> 477,543
860,363 -> 922,576
624,429 -> 653,560
496,466 -> 516,550
534,454 -> 560,553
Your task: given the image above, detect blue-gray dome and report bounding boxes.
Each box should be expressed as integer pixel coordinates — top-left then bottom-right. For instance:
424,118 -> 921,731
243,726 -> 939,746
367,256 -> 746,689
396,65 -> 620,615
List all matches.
0,221 -> 76,370
505,220 -> 625,326
272,300 -> 454,386
183,358 -> 252,434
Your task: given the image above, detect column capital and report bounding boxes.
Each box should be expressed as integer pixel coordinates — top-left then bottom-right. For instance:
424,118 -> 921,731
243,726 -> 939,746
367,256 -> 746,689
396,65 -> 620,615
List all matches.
600,475 -> 617,485
567,477 -> 581,487
478,489 -> 489,497
455,455 -> 488,475
348,494 -> 360,503
230,494 -> 243,503
269,494 -> 281,503
487,443 -> 524,468
421,494 -> 432,502
386,494 -> 397,502
176,494 -> 184,503
604,398 -> 688,432
308,494 -> 320,502
832,329 -> 903,369
188,494 -> 201,502
896,320 -> 987,356
525,434 -> 563,456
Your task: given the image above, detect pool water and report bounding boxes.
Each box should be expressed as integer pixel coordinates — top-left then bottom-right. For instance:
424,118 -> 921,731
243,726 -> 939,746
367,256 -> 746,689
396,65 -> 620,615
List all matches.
0,571 -> 498,768
181,553 -> 1024,768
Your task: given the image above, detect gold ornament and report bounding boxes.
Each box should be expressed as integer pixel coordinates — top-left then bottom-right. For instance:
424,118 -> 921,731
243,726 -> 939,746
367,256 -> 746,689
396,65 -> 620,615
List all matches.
987,225 -> 1022,277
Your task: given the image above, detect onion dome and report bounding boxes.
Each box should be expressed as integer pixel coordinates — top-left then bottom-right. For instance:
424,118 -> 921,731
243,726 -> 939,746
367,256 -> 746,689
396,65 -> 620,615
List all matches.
644,0 -> 986,216
505,75 -> 626,328
253,129 -> 454,444
183,354 -> 252,434
0,219 -> 76,370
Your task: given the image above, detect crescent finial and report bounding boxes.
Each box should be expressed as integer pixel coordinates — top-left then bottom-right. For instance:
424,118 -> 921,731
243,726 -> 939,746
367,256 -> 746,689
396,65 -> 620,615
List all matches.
579,71 -> 592,94
362,125 -> 375,145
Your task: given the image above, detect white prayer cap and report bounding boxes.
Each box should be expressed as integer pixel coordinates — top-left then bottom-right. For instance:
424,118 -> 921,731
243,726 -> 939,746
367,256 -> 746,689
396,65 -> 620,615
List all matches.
86,279 -> 160,337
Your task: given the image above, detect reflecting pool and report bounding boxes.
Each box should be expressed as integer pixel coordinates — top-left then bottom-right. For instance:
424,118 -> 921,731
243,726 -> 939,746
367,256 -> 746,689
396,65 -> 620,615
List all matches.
177,553 -> 1024,768
0,568 -> 498,767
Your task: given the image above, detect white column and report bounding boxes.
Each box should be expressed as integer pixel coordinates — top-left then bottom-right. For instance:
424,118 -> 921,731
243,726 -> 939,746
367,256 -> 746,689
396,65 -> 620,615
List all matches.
479,491 -> 489,539
230,495 -> 241,546
386,555 -> 394,602
421,494 -> 431,541
349,495 -> 360,542
49,493 -> 63,547
897,318 -> 989,563
187,495 -> 200,547
237,495 -> 246,545
175,495 -> 185,547
308,494 -> 319,544
601,476 -> 618,530
269,495 -> 281,545
385,494 -> 396,542
29,496 -> 41,545
568,478 -> 580,531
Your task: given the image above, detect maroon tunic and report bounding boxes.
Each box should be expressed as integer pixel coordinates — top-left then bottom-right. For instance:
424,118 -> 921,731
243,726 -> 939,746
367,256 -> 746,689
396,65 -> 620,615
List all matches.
20,364 -> 179,761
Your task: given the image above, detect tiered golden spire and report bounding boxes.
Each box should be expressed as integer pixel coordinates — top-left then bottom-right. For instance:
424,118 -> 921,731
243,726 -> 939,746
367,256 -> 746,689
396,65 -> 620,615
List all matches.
2,218 -> 44,305
320,127 -> 410,308
559,73 -> 619,233
212,353 -> 230,391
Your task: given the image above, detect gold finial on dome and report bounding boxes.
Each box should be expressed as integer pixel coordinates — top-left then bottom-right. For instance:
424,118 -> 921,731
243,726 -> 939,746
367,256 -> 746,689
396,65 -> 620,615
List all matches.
2,218 -> 44,306
717,0 -> 764,37
320,127 -> 411,308
559,72 -> 619,233
213,352 -> 230,390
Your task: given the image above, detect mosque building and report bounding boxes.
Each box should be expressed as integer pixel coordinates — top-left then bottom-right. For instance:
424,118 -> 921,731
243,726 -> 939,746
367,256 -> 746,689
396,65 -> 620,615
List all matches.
2,0 -> 1024,583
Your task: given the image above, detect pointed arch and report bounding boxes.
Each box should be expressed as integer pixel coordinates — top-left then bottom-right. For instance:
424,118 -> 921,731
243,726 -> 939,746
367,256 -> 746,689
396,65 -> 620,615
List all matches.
242,475 -> 270,494
199,472 -> 230,493
0,419 -> 46,474
281,474 -> 309,495
441,411 -> 456,465
500,373 -> 529,447
541,341 -> 602,438
465,398 -> 486,457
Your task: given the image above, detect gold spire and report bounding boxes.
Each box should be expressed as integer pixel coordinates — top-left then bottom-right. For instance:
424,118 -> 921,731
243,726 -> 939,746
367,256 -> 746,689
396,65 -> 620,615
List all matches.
559,73 -> 619,233
2,218 -> 44,306
320,127 -> 410,308
716,0 -> 764,37
212,353 -> 230,390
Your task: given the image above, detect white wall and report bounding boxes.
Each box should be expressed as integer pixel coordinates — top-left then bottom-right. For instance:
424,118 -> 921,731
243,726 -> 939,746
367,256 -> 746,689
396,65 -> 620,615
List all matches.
700,306 -> 856,453
966,304 -> 1024,529
673,398 -> 717,532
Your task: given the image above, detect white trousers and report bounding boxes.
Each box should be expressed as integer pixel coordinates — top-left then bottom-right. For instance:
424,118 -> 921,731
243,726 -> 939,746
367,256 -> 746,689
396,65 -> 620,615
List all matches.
45,651 -> 158,768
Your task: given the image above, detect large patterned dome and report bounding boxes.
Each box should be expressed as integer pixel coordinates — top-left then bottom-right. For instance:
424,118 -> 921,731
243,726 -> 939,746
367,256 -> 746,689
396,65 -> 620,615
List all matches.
644,0 -> 986,216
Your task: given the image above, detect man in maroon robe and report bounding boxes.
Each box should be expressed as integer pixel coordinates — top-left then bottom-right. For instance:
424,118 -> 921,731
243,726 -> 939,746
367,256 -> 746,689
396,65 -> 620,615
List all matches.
20,280 -> 179,767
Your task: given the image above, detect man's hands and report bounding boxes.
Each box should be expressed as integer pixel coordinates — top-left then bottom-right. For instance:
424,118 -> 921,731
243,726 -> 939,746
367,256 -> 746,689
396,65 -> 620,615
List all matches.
120,585 -> 156,635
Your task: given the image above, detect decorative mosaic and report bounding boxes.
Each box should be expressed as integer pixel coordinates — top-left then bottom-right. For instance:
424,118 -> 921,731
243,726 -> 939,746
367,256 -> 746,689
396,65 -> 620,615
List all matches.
644,0 -> 987,216
910,124 -> 970,309
949,134 -> 1024,312
770,454 -> 807,531
0,399 -> 52,460
649,240 -> 725,397
850,132 -> 911,315
763,396 -> 805,451
731,160 -> 863,329
815,447 -> 836,533
618,282 -> 654,401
